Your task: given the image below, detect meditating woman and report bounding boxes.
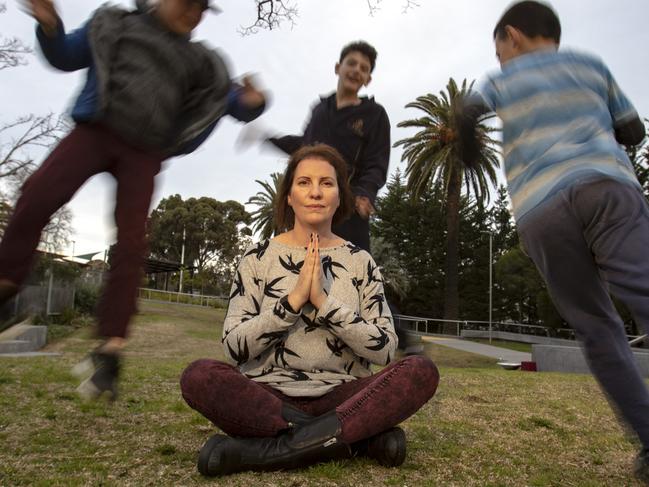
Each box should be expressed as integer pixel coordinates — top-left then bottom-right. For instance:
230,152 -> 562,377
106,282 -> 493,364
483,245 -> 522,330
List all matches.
180,144 -> 439,476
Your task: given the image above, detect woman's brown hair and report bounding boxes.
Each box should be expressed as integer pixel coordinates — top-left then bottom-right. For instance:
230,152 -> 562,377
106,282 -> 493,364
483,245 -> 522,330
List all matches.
275,144 -> 354,232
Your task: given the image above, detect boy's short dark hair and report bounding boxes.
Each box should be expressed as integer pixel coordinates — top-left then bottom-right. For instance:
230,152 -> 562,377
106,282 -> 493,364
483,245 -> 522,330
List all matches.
275,144 -> 354,232
339,41 -> 377,72
493,1 -> 561,44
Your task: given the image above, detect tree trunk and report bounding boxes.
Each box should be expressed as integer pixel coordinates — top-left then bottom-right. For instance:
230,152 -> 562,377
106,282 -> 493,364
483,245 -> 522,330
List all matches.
443,166 -> 462,328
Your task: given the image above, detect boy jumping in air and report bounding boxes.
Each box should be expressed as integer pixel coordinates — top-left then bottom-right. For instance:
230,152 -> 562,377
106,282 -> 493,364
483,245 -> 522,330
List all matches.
458,1 -> 647,481
0,0 -> 266,400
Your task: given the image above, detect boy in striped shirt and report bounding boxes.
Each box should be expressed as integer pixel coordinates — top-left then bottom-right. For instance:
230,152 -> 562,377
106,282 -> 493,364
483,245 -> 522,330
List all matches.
458,1 -> 647,481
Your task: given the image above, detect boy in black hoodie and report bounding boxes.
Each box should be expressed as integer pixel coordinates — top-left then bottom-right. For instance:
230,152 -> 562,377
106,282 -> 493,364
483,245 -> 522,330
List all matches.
269,41 -> 390,252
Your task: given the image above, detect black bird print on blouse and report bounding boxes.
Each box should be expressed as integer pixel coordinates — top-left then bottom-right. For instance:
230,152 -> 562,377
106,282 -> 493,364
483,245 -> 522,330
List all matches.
242,295 -> 261,322
365,294 -> 385,316
367,325 -> 390,351
246,365 -> 275,378
245,239 -> 270,260
279,254 -> 304,275
317,308 -> 343,330
352,277 -> 364,292
274,341 -> 301,368
344,361 -> 354,375
302,314 -> 320,333
272,300 -> 287,320
367,261 -> 383,285
229,270 -> 245,300
257,330 -> 286,346
326,336 -> 346,357
264,276 -> 285,298
221,327 -> 233,344
349,313 -> 365,325
346,242 -> 362,254
227,336 -> 250,365
279,369 -> 310,381
321,255 -> 347,280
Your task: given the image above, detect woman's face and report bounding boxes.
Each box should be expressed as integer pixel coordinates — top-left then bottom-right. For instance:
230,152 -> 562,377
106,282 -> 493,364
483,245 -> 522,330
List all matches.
288,157 -> 340,228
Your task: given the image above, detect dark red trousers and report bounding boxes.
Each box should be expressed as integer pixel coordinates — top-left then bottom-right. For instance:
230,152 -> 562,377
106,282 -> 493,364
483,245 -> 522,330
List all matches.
0,123 -> 163,338
180,355 -> 439,444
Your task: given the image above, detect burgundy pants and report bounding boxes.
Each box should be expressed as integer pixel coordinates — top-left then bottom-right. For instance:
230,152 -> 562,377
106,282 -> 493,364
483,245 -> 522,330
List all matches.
180,355 -> 439,444
0,123 -> 163,338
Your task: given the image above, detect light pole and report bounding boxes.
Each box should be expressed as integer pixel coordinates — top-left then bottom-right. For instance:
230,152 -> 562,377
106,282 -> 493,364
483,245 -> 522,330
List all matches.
179,227 -> 186,294
481,230 -> 493,343
71,240 -> 76,258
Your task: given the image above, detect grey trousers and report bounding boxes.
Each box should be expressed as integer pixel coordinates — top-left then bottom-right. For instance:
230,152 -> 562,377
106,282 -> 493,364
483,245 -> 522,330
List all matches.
518,178 -> 649,448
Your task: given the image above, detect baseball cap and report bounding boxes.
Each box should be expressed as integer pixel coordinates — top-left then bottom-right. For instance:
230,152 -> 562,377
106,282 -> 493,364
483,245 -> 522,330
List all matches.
196,0 -> 221,13
139,0 -> 221,13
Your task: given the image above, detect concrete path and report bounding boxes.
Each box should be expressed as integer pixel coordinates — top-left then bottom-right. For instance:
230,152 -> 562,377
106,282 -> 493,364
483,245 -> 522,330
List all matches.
422,336 -> 532,363
0,351 -> 61,358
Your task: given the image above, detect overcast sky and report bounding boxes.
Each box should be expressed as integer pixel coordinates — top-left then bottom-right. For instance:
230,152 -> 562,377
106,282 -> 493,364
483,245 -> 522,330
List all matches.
2,0 -> 648,258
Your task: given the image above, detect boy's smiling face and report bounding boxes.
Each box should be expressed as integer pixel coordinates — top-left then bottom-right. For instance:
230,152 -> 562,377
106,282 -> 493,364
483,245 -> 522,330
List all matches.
157,0 -> 207,35
335,51 -> 372,95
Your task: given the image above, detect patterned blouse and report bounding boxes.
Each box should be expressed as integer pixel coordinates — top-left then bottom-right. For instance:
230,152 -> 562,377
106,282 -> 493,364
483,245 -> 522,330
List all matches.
223,239 -> 397,397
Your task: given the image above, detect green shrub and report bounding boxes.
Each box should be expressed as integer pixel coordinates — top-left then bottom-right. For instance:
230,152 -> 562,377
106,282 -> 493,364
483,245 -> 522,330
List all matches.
75,286 -> 100,315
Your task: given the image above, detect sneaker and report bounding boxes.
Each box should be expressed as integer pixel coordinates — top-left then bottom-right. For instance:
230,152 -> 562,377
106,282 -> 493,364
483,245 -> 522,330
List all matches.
72,349 -> 121,401
635,448 -> 649,484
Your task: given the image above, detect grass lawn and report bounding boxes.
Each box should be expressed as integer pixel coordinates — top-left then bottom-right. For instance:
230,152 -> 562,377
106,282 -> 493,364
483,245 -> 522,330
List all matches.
0,301 -> 644,486
465,338 -> 534,354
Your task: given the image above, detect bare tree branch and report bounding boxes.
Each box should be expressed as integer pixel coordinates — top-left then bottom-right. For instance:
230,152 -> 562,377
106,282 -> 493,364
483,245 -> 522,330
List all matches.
0,113 -> 73,251
0,114 -> 70,181
0,2 -> 32,69
41,206 -> 73,252
366,0 -> 419,16
366,0 -> 380,16
239,0 -> 299,35
0,3 -> 72,250
240,0 -> 419,34
401,0 -> 420,14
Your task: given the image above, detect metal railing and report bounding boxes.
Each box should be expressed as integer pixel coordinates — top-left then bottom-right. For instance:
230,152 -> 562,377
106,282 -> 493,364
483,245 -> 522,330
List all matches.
393,314 -> 577,340
137,288 -> 228,308
462,320 -> 576,340
394,314 -> 645,347
393,315 -> 464,336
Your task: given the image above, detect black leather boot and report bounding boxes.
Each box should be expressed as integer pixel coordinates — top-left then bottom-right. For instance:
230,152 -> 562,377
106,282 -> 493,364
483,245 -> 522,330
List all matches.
281,403 -> 314,428
353,426 -> 407,467
198,410 -> 352,476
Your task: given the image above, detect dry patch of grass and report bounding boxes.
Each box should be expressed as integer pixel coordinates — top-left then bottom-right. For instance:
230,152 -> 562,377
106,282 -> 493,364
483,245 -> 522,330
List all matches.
0,300 -> 644,486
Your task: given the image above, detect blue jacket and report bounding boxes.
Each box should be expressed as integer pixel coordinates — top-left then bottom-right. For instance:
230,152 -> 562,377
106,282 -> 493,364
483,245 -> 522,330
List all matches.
36,18 -> 264,155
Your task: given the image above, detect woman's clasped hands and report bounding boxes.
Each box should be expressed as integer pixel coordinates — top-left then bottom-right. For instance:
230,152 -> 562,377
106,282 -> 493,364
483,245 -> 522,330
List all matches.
286,233 -> 327,312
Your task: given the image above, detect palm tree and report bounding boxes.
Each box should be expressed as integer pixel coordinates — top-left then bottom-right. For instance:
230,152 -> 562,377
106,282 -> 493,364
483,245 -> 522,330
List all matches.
394,78 -> 500,321
247,172 -> 284,240
625,118 -> 649,200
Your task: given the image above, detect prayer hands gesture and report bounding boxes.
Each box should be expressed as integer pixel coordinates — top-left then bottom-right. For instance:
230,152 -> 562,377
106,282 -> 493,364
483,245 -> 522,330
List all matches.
287,233 -> 327,311
19,0 -> 59,37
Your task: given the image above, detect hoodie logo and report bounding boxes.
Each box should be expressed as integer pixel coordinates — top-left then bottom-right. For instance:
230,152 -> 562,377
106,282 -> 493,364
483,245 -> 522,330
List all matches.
349,119 -> 364,137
